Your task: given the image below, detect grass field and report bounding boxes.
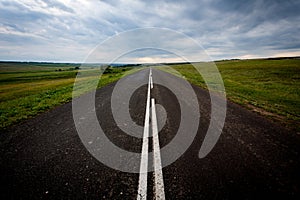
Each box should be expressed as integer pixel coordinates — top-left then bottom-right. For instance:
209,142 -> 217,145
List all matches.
0,62 -> 141,130
159,58 -> 300,132
1,59 -> 299,132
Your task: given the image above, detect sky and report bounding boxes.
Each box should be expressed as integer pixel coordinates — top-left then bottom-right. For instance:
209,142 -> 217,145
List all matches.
0,0 -> 300,63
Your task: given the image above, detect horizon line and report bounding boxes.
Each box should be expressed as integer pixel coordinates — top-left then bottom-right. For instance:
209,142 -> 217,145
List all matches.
0,56 -> 299,65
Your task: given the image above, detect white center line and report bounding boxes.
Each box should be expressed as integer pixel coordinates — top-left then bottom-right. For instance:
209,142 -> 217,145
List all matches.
150,76 -> 153,89
137,69 -> 152,200
137,68 -> 165,199
151,98 -> 166,200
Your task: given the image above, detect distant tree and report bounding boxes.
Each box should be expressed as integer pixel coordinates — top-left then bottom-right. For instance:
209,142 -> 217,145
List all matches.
75,66 -> 80,70
103,66 -> 113,74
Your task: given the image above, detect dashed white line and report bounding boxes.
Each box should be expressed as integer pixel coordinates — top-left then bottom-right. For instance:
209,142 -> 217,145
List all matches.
137,69 -> 151,200
151,98 -> 166,200
137,68 -> 165,200
150,76 -> 153,89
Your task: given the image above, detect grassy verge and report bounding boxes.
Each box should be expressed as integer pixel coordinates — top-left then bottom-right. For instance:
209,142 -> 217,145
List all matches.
157,58 -> 300,132
0,62 -> 142,130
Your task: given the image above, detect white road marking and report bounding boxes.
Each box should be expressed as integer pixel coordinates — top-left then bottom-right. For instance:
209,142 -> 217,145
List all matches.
137,68 -> 166,199
151,98 -> 166,200
137,69 -> 151,200
150,76 -> 153,89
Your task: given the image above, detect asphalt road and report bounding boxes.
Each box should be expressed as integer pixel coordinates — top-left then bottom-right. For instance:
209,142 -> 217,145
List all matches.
0,68 -> 299,199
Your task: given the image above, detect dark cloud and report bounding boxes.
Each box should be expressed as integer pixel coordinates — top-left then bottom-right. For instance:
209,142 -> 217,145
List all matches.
0,0 -> 299,62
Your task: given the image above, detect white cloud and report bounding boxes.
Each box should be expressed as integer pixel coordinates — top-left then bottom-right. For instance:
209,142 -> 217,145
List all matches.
0,0 -> 299,62
271,51 -> 300,58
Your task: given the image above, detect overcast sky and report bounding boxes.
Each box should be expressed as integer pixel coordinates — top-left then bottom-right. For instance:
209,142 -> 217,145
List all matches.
1,0 -> 300,63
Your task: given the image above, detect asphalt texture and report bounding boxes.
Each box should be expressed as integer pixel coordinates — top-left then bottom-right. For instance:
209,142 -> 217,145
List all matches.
0,68 -> 299,199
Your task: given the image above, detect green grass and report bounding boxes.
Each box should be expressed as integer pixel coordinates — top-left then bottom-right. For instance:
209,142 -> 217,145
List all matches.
158,58 -> 300,132
2,59 -> 299,132
0,62 -> 140,130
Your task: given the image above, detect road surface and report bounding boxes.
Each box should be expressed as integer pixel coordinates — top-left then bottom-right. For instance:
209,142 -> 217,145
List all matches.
0,68 -> 299,199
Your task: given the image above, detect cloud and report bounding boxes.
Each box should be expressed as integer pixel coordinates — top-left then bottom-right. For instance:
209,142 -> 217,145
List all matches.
0,0 -> 299,62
